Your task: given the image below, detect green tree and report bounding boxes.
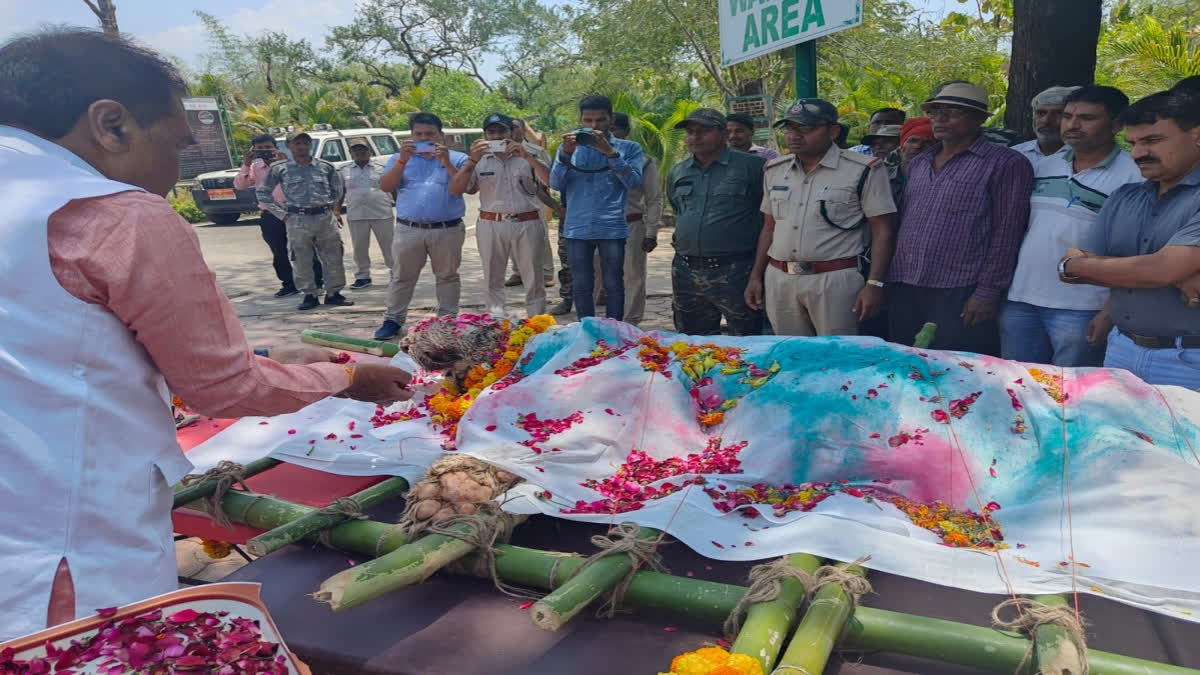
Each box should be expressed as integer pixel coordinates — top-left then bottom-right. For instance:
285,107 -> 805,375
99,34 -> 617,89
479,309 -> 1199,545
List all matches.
416,70 -> 524,128
1098,13 -> 1200,98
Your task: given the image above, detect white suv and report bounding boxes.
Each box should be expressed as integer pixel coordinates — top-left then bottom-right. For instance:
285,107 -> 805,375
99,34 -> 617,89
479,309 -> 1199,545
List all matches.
191,125 -> 401,224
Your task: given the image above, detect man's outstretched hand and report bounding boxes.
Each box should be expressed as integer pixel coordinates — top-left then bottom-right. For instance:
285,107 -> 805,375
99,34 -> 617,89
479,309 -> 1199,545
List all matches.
338,363 -> 414,405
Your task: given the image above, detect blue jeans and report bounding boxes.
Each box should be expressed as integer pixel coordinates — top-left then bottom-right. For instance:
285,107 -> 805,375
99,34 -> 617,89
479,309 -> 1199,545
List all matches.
566,238 -> 625,320
1000,301 -> 1105,367
1104,327 -> 1200,389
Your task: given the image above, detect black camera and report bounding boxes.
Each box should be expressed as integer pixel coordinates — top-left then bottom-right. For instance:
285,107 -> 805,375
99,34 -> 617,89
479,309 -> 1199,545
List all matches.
259,150 -> 277,162
573,128 -> 597,146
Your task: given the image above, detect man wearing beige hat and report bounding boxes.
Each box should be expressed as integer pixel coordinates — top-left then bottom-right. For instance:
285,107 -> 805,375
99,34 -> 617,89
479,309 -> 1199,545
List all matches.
862,124 -> 902,159
887,82 -> 1034,354
745,98 -> 897,337
1012,85 -> 1082,165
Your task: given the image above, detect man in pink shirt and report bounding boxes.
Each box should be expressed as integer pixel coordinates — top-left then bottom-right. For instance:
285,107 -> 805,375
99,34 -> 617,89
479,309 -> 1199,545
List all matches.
233,134 -> 323,297
0,29 -> 415,638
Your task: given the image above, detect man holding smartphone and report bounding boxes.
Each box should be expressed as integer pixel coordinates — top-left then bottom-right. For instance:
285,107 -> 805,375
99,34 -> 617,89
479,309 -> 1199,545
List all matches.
549,95 -> 643,321
450,113 -> 551,318
375,112 -> 470,340
233,134 -> 322,297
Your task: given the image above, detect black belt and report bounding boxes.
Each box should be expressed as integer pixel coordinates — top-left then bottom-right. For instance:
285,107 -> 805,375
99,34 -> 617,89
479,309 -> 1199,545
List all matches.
677,252 -> 755,268
286,205 -> 331,215
398,218 -> 463,229
1120,329 -> 1200,349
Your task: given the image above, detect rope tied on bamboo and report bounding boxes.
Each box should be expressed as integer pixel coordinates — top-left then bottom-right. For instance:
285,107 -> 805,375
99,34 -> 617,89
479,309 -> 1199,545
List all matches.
315,497 -> 369,547
568,523 -> 666,618
991,598 -> 1089,675
179,460 -> 249,528
425,502 -> 542,601
723,555 -> 873,641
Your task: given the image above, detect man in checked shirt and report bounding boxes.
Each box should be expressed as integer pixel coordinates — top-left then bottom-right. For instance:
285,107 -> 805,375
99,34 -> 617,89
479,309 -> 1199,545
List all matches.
887,82 -> 1034,354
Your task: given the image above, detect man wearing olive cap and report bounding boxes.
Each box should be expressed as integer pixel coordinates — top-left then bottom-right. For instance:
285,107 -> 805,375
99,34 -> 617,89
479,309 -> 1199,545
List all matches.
666,108 -> 766,335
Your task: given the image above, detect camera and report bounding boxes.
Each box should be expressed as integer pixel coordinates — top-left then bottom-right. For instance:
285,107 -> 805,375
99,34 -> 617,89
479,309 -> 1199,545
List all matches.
259,150 -> 276,162
573,128 -> 597,146
413,141 -> 436,155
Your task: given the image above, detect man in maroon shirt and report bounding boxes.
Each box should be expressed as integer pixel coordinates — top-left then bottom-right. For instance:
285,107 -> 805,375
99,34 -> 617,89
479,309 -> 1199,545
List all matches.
886,82 -> 1034,354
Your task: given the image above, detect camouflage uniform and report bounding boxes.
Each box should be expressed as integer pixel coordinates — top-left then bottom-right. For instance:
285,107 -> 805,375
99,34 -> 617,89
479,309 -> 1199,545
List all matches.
259,158 -> 346,296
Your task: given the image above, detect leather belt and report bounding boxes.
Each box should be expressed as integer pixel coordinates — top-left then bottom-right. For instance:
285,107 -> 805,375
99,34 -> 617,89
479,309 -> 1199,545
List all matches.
287,204 -> 332,215
626,213 -> 643,222
478,210 -> 541,222
398,218 -> 463,229
769,256 -> 858,275
677,252 -> 754,268
1119,329 -> 1200,349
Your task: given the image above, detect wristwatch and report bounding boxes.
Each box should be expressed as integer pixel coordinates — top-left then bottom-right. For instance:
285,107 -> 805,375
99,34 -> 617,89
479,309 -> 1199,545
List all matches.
1058,256 -> 1078,280
605,151 -> 620,159
866,279 -> 885,288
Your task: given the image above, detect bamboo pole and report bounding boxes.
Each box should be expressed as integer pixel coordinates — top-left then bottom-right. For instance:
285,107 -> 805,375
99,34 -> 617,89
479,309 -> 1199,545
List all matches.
244,478 -> 409,557
300,329 -> 400,357
772,560 -> 867,674
528,526 -> 662,631
1032,594 -> 1087,674
172,457 -> 281,509
210,492 -> 1200,675
731,554 -> 823,672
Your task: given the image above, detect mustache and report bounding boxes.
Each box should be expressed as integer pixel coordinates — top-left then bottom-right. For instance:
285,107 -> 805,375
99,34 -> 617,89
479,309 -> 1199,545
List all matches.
1135,157 -> 1159,164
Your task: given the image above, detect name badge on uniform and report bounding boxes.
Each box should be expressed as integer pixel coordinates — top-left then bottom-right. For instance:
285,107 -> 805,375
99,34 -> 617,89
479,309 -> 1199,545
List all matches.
771,185 -> 788,191
479,171 -> 496,176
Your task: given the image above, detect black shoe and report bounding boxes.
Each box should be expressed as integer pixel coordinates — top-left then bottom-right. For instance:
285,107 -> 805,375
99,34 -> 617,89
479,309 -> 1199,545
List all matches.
297,294 -> 320,311
274,286 -> 299,298
350,278 -> 372,289
325,292 -> 355,307
504,273 -> 523,287
374,320 -> 402,340
549,299 -> 573,316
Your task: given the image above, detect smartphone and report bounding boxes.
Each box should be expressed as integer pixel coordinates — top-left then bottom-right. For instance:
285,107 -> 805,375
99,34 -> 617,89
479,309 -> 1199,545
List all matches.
487,139 -> 508,154
574,128 -> 597,146
414,141 -> 436,155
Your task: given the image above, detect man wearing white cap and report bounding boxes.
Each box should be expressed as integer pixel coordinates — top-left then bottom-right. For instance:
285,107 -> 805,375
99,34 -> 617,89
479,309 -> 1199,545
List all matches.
887,81 -> 1034,354
1011,85 -> 1081,165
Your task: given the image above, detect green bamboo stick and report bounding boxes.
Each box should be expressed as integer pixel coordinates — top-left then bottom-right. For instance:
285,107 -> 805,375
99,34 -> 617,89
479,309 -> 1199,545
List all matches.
211,492 -> 1200,675
244,477 -> 409,557
300,329 -> 400,357
172,457 -> 281,509
913,322 -> 938,349
1032,594 -> 1087,674
773,560 -> 867,675
731,554 -> 823,672
528,526 -> 662,631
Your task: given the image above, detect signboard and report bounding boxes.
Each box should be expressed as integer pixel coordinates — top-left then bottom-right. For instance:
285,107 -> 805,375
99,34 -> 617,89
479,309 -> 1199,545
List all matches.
720,0 -> 863,67
178,97 -> 233,180
725,94 -> 775,141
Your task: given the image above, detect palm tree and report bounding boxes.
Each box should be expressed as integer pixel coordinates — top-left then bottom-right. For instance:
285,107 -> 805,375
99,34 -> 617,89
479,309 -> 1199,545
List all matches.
607,92 -> 700,188
1098,15 -> 1200,97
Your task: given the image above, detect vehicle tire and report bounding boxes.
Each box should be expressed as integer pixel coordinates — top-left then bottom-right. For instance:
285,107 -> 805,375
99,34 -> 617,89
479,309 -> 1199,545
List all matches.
209,212 -> 241,225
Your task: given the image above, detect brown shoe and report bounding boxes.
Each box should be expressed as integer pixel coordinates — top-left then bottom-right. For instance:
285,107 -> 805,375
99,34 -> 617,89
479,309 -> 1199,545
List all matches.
504,273 -> 523,287
544,276 -> 556,288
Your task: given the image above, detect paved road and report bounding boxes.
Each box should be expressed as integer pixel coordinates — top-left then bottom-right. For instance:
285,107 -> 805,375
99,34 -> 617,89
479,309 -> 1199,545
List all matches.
195,196 -> 679,348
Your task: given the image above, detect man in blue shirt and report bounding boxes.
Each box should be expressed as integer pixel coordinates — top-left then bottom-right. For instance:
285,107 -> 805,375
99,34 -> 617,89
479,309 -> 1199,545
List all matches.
374,112 -> 470,340
1058,90 -> 1200,387
549,95 -> 643,320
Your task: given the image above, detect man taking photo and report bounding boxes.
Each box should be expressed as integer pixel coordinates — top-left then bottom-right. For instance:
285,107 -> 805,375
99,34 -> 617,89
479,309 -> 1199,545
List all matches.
549,95 -> 643,320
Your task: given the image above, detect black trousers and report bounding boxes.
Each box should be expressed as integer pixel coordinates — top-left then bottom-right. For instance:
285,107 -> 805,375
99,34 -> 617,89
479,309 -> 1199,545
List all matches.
887,283 -> 1000,356
260,211 -> 322,289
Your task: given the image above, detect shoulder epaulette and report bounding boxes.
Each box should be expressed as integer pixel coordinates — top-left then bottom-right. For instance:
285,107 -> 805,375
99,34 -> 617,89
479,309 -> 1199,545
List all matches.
764,154 -> 793,170
840,150 -> 879,167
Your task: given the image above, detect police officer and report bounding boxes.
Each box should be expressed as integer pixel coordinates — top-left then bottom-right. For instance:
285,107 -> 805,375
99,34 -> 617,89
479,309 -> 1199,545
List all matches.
259,131 -> 353,311
450,113 -> 551,318
745,99 -> 896,337
611,112 -> 663,325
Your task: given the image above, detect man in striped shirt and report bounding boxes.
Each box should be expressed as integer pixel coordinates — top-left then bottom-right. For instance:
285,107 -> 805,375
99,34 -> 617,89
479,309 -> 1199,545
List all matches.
887,82 -> 1034,354
1002,86 -> 1141,366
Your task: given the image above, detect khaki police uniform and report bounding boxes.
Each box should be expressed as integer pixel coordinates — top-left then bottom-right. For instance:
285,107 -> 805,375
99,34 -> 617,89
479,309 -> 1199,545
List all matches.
468,145 -> 549,317
761,145 -> 896,336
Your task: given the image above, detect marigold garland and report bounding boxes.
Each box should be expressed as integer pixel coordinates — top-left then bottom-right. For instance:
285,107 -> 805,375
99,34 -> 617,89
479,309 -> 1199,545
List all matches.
426,314 -> 555,444
660,647 -> 763,675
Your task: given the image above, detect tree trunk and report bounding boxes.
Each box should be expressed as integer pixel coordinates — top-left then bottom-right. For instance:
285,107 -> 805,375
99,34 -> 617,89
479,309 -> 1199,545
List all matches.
1005,0 -> 1101,137
83,0 -> 120,36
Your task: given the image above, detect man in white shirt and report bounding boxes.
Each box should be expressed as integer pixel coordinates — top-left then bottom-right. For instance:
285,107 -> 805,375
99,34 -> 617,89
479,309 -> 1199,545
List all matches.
1011,85 -> 1080,166
337,140 -> 395,289
1002,85 -> 1143,366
